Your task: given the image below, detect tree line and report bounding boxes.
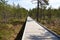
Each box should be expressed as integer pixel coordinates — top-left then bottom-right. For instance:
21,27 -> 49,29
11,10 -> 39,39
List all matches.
0,0 -> 28,23
0,0 -> 60,25
28,7 -> 60,24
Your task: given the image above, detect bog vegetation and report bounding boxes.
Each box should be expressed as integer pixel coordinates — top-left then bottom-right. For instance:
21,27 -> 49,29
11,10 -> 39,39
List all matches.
0,0 -> 28,40
0,0 -> 60,40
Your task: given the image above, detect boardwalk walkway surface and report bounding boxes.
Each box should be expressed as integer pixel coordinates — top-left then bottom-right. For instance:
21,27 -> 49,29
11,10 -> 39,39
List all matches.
22,16 -> 59,40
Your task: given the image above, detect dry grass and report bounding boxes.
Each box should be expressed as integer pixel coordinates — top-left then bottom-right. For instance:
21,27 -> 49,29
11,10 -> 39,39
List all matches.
0,18 -> 26,40
0,23 -> 23,40
42,18 -> 60,35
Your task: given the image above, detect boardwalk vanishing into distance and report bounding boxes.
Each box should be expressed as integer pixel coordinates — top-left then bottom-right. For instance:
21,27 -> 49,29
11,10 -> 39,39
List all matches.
22,16 -> 60,40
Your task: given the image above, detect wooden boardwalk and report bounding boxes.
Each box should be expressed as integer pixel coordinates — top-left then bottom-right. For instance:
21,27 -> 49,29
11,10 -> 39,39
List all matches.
22,16 -> 59,40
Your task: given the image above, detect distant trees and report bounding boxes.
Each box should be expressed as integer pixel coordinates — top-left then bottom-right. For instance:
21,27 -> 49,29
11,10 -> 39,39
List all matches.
0,0 -> 7,22
28,6 -> 60,24
0,0 -> 28,23
29,8 -> 37,19
31,0 -> 49,21
0,0 -> 60,24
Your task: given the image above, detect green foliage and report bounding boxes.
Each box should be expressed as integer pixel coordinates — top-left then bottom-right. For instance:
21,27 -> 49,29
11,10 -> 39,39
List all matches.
9,18 -> 20,25
29,7 -> 60,21
0,23 -> 8,29
0,0 -> 28,23
0,0 -> 28,40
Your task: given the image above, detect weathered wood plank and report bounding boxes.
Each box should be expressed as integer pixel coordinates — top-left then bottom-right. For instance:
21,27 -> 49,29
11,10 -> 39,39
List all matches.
22,16 -> 59,40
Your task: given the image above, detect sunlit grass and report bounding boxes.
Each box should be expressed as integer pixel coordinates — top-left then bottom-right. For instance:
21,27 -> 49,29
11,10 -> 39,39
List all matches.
0,18 -> 26,40
40,18 -> 60,35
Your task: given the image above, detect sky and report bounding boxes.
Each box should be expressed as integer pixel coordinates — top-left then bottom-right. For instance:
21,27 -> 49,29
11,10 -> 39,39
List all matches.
7,0 -> 60,10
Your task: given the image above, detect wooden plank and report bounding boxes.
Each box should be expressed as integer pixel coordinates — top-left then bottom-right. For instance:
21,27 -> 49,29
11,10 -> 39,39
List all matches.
22,16 -> 59,40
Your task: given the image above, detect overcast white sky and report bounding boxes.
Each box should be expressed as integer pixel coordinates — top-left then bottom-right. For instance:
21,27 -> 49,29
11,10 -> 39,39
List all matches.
7,0 -> 60,10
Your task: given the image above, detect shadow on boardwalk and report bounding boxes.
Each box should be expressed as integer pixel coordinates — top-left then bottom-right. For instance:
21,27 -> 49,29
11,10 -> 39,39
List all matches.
15,20 -> 26,40
27,31 -> 59,40
27,19 -> 33,22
